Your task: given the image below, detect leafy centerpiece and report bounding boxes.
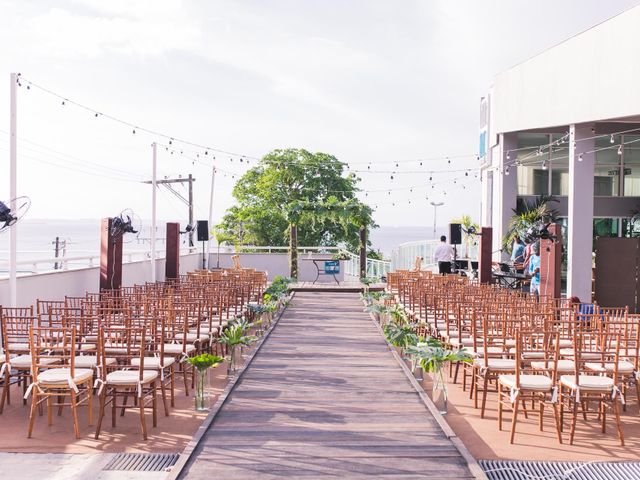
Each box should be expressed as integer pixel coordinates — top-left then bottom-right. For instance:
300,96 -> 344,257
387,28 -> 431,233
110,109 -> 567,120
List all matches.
217,320 -> 258,375
187,353 -> 224,411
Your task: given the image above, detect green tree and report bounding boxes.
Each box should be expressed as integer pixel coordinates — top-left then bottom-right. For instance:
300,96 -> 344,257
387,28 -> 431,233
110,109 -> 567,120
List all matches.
451,214 -> 479,258
502,195 -> 558,253
218,148 -> 376,277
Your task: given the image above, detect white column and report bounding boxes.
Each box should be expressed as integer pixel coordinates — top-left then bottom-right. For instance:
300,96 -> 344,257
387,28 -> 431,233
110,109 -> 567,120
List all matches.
150,142 -> 157,282
206,166 -> 216,269
9,73 -> 17,307
493,132 -> 518,260
567,123 -> 595,301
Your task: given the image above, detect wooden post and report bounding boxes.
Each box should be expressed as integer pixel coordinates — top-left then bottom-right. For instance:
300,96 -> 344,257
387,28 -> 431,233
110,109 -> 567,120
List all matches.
479,227 -> 493,284
100,218 -> 123,290
165,222 -> 180,280
289,223 -> 298,279
359,225 -> 367,279
540,223 -> 562,299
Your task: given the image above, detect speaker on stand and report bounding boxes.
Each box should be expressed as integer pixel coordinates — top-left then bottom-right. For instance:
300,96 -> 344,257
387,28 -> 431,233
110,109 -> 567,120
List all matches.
197,220 -> 209,269
449,223 -> 462,274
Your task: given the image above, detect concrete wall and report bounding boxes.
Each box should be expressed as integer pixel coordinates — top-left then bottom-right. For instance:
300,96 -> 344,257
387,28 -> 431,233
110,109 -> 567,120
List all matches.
0,253 -> 344,308
491,6 -> 640,135
209,252 -> 345,282
0,253 -> 201,308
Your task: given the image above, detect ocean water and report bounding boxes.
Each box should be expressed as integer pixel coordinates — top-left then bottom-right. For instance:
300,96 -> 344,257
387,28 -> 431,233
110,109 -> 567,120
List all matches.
0,219 -> 441,264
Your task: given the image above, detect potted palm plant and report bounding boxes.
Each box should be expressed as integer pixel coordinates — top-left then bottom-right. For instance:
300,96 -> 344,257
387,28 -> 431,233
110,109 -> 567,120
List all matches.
217,321 -> 257,375
187,353 -> 224,411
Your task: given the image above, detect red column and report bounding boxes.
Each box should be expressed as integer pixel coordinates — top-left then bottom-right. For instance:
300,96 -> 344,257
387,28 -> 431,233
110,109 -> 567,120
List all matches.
540,224 -> 562,299
479,227 -> 493,284
100,218 -> 123,290
165,222 -> 181,280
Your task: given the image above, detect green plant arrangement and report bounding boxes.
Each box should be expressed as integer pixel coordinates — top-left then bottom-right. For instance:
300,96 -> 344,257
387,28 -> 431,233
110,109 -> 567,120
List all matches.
186,353 -> 224,411
406,337 -> 472,415
383,322 -> 419,351
217,322 -> 258,375
388,303 -> 408,325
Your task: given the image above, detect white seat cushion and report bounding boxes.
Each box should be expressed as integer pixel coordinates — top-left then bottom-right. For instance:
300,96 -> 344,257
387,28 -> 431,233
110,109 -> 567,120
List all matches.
560,374 -> 614,391
8,342 -> 30,353
560,348 -> 601,360
462,346 -> 503,358
508,348 -> 546,359
531,360 -> 575,373
131,357 -> 176,369
554,339 -> 573,348
185,332 -> 210,342
163,343 -> 196,355
38,368 -> 93,386
585,361 -> 635,374
106,369 -> 158,385
74,356 -> 116,369
499,374 -> 553,391
10,355 -> 59,368
0,354 -> 5,364
474,358 -> 517,371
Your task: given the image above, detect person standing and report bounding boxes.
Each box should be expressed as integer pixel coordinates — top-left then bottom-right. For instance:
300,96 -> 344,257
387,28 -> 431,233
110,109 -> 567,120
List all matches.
433,235 -> 454,275
528,241 -> 541,297
511,237 -> 525,264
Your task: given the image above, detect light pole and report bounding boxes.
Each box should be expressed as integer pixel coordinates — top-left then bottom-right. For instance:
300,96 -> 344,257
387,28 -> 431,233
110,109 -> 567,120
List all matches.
430,201 -> 444,239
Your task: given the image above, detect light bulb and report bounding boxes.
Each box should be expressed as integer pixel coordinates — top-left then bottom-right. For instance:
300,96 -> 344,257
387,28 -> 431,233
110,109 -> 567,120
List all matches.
505,166 -> 510,176
610,134 -> 615,144
542,161 -> 547,170
618,145 -> 623,155
506,151 -> 510,160
578,153 -> 584,162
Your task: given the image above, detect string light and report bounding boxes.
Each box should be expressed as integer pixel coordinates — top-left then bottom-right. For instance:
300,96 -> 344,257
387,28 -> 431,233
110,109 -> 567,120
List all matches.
610,134 -> 615,144
578,153 -> 584,162
506,151 -> 510,160
505,166 -> 510,175
618,145 -> 623,155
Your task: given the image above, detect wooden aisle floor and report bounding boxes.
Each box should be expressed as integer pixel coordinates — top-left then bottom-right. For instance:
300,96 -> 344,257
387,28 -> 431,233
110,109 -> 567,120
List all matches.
177,292 -> 475,479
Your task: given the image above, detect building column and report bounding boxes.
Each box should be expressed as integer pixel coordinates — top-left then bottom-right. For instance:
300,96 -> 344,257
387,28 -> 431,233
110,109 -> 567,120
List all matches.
492,132 -> 518,260
567,123 -> 595,301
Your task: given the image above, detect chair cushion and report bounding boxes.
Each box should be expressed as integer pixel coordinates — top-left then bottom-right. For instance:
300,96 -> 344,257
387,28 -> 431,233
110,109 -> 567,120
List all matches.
8,342 -> 30,353
508,348 -> 546,359
39,368 -> 93,386
10,355 -> 59,368
185,332 -> 210,342
106,369 -> 158,385
585,361 -> 635,374
531,360 -> 575,373
74,356 -> 116,369
163,343 -> 196,355
560,348 -> 602,360
131,357 -> 176,369
474,358 -> 517,371
499,374 -> 553,391
560,374 -> 614,391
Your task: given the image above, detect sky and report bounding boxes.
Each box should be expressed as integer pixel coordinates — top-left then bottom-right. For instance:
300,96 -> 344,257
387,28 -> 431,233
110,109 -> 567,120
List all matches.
1,0 -> 639,228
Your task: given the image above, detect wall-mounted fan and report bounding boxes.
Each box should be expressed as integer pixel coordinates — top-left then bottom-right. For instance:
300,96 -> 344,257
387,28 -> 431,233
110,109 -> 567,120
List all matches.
0,196 -> 31,234
110,208 -> 142,243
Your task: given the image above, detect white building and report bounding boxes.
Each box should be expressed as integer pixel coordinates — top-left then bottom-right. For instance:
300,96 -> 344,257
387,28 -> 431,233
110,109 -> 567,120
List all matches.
480,5 -> 640,301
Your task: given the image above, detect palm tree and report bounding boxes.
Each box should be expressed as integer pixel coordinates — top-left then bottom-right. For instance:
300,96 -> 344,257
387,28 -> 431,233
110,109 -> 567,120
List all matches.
502,195 -> 558,253
452,214 -> 479,258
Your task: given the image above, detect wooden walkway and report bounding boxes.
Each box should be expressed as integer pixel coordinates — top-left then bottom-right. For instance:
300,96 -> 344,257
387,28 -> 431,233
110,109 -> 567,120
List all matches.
177,292 -> 475,479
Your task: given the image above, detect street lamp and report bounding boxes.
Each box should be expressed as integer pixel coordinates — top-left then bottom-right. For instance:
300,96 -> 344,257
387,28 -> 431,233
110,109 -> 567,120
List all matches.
430,201 -> 444,239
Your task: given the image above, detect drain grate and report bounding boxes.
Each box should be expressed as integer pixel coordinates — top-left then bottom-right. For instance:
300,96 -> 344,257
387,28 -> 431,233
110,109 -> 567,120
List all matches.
103,453 -> 180,472
480,460 -> 640,480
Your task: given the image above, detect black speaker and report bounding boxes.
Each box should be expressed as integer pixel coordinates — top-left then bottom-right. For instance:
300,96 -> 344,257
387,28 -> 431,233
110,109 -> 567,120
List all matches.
196,220 -> 209,241
449,223 -> 462,245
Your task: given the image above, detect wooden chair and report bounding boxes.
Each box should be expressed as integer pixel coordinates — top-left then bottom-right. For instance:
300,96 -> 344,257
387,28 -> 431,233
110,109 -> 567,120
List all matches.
95,326 -> 158,440
26,326 -> 94,438
497,330 -> 562,444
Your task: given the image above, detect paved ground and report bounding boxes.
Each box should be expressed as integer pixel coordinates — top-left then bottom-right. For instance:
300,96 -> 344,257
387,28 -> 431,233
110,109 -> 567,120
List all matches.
178,292 -> 474,479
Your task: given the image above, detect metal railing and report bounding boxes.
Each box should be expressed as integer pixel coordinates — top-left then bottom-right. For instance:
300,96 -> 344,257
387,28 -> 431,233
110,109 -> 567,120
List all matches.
391,239 -> 478,271
0,248 -> 196,275
341,251 -> 391,280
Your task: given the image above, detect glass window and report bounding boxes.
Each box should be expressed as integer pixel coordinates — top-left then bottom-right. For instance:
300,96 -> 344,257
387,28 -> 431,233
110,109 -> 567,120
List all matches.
595,135 -> 621,196
516,133 -> 549,195
623,135 -> 640,196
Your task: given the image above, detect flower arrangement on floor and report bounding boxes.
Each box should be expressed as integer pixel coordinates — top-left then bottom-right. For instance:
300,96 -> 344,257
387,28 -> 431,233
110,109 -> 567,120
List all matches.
187,353 -> 224,411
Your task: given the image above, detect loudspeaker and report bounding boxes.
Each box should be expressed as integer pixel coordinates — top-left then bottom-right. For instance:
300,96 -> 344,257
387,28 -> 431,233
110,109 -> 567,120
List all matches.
196,220 -> 209,242
449,223 -> 462,245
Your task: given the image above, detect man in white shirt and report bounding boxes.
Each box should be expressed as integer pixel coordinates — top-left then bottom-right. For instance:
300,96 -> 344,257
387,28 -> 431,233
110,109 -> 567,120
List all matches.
433,235 -> 454,275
